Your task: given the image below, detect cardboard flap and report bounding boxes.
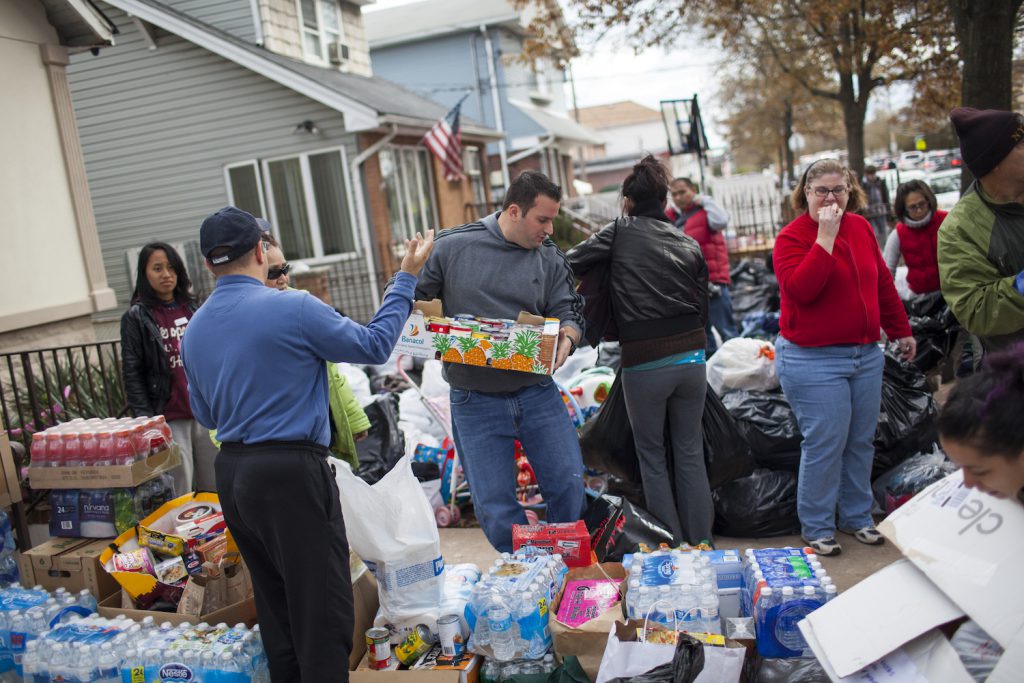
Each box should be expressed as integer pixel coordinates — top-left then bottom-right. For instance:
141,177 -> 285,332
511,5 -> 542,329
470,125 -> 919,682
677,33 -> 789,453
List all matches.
800,560 -> 964,678
411,299 -> 546,326
879,470 -> 1024,649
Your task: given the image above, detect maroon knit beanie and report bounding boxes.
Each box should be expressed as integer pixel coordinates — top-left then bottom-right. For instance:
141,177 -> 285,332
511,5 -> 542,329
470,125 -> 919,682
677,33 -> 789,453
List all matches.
949,107 -> 1024,179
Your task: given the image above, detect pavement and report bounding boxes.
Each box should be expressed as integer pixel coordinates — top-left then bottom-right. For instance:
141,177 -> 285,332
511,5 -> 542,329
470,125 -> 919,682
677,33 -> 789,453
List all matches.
439,527 -> 903,592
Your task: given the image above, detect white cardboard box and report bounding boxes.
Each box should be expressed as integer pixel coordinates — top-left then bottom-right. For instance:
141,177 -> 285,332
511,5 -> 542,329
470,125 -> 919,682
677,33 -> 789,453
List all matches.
799,470 -> 1024,682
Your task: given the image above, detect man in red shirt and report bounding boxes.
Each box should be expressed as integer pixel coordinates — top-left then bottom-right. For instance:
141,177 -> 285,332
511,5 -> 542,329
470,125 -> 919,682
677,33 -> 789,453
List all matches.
668,178 -> 738,354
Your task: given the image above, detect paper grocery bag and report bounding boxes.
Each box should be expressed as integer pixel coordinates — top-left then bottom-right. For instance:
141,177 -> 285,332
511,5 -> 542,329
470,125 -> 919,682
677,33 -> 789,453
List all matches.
177,563 -> 226,617
549,563 -> 628,682
221,552 -> 253,605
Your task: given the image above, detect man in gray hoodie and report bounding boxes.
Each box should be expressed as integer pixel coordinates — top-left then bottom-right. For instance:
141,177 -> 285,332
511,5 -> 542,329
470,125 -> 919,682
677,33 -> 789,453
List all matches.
413,171 -> 586,552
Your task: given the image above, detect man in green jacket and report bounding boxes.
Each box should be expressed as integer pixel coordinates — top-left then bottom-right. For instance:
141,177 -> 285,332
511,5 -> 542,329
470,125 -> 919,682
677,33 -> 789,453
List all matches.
938,107 -> 1024,355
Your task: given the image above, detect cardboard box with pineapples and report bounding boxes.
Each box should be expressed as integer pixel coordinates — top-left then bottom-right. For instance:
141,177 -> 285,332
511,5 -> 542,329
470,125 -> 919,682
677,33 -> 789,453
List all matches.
393,300 -> 559,375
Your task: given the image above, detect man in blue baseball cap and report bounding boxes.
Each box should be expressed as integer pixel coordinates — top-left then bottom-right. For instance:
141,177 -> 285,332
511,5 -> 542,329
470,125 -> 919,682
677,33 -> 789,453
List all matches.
182,206 -> 433,681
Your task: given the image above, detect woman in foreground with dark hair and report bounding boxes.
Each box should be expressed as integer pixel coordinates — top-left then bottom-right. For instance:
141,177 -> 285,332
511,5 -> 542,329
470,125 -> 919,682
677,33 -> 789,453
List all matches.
568,155 -> 712,544
120,242 -> 214,493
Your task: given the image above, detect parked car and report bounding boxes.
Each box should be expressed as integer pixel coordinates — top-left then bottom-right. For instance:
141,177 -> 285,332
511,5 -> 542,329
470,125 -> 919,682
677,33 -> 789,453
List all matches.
898,151 -> 925,170
922,149 -> 962,173
927,169 -> 963,211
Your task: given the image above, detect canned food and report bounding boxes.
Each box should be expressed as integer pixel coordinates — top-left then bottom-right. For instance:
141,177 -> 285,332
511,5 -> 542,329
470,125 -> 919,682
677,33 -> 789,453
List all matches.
428,322 -> 451,334
471,331 -> 490,340
366,627 -> 392,670
437,614 -> 465,657
394,624 -> 435,666
453,314 -> 476,321
496,319 -> 517,328
449,325 -> 472,337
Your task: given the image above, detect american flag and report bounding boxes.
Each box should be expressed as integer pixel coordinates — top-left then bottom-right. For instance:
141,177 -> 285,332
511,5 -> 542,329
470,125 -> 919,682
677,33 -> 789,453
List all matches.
423,96 -> 467,182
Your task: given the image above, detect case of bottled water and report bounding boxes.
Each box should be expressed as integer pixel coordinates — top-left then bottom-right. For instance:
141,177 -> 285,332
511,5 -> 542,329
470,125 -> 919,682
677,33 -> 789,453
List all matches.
464,549 -> 567,661
741,547 -> 838,658
621,549 -> 723,635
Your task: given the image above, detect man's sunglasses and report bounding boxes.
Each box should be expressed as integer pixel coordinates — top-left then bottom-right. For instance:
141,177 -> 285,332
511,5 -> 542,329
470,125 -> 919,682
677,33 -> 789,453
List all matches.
267,263 -> 291,279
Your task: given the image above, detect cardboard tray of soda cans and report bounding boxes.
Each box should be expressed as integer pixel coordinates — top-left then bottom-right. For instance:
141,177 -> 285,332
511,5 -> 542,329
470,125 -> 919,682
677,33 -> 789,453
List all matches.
393,300 -> 560,376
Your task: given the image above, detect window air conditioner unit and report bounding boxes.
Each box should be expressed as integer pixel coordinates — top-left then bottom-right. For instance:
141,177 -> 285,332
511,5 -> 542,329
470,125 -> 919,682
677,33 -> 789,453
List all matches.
328,41 -> 350,65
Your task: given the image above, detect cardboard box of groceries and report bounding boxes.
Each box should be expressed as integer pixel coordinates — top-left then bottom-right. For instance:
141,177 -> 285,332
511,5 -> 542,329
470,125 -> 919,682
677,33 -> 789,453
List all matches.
392,300 -> 559,375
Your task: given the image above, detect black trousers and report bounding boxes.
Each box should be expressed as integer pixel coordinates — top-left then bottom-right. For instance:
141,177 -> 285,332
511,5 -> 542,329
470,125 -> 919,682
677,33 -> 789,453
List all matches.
217,441 -> 353,682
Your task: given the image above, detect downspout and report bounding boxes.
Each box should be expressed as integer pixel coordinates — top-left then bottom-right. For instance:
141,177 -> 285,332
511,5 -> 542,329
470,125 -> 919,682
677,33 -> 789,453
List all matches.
248,0 -> 264,45
481,25 -> 510,193
507,135 -> 555,165
350,123 -> 399,303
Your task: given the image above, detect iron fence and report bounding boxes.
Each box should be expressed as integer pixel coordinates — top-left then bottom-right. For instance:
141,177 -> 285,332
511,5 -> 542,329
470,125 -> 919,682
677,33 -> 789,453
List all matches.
1,341 -> 126,458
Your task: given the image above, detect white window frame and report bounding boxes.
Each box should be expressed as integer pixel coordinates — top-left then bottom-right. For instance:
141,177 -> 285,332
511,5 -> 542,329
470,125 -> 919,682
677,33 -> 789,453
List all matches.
224,160 -> 267,217
381,144 -> 439,244
223,146 -> 359,264
463,145 -> 487,205
296,0 -> 346,65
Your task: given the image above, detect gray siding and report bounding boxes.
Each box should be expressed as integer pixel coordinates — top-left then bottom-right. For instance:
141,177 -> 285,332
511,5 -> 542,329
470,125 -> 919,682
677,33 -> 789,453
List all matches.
68,6 -> 360,307
369,28 -> 545,144
161,0 -> 258,43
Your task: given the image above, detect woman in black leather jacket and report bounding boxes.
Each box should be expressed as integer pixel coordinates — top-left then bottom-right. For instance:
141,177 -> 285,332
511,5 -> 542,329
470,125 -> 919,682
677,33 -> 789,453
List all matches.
567,155 -> 713,544
120,242 -> 211,494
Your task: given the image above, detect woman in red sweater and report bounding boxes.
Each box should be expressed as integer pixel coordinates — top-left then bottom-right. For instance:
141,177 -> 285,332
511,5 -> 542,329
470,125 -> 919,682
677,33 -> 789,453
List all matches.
773,159 -> 916,556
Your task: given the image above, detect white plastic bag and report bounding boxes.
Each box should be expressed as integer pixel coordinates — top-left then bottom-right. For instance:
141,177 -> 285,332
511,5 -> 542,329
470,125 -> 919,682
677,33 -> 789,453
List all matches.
595,622 -> 744,683
419,359 -> 449,398
706,337 -> 779,395
336,362 -> 373,407
333,455 -> 444,624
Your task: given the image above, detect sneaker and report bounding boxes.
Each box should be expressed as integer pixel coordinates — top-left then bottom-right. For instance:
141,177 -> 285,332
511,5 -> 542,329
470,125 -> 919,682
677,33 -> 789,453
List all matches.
802,536 -> 842,556
839,526 -> 885,545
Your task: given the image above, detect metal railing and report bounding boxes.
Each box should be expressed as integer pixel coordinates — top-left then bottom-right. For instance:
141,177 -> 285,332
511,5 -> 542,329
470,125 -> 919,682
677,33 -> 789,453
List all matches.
1,341 -> 126,457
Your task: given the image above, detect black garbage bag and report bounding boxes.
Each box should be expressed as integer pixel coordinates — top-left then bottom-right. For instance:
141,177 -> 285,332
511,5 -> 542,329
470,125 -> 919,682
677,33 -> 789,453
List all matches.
730,260 -> 780,318
721,390 -> 802,471
873,353 -> 938,478
713,468 -> 800,537
702,389 -> 756,489
872,447 -> 953,513
905,292 -> 960,373
753,656 -> 830,682
604,474 -> 647,509
608,633 -> 705,683
579,375 -> 642,483
904,290 -> 946,318
355,394 -> 406,484
583,494 -> 678,562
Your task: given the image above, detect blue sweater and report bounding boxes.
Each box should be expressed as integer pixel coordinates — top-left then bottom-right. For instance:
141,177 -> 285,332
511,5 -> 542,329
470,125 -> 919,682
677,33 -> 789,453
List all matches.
181,273 -> 415,445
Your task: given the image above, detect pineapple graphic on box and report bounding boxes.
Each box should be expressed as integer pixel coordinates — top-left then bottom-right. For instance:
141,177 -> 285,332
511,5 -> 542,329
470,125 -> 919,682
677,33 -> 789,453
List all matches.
490,340 -> 512,369
510,330 -> 541,373
433,335 -> 462,363
458,337 -> 487,366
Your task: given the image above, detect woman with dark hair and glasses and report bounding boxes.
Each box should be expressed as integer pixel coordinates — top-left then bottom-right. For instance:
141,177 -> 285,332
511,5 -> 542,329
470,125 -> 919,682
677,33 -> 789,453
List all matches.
882,180 -> 948,294
772,159 -> 915,556
120,242 -> 217,493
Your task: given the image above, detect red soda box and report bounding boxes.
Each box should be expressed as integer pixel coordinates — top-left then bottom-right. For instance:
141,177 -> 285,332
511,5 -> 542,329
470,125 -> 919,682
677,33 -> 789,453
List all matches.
512,521 -> 592,568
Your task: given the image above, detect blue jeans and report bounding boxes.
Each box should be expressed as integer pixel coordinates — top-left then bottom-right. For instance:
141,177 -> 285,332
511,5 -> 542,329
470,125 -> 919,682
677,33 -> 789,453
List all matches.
450,379 -> 585,552
707,286 -> 739,355
774,337 -> 883,541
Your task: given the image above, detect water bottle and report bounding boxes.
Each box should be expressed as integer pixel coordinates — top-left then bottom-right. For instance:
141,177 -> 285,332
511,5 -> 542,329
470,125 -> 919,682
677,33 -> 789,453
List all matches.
652,585 -> 673,626
487,607 -> 516,661
635,586 -> 653,620
514,586 -> 539,658
469,584 -> 491,648
700,593 -> 721,634
824,584 -> 838,602
95,643 -> 119,683
675,585 -> 701,633
76,589 -> 98,613
775,585 -> 808,652
625,579 -> 640,619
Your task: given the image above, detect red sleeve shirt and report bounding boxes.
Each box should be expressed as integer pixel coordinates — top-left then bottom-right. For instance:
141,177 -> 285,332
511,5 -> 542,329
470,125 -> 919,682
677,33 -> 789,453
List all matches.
773,211 -> 912,347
